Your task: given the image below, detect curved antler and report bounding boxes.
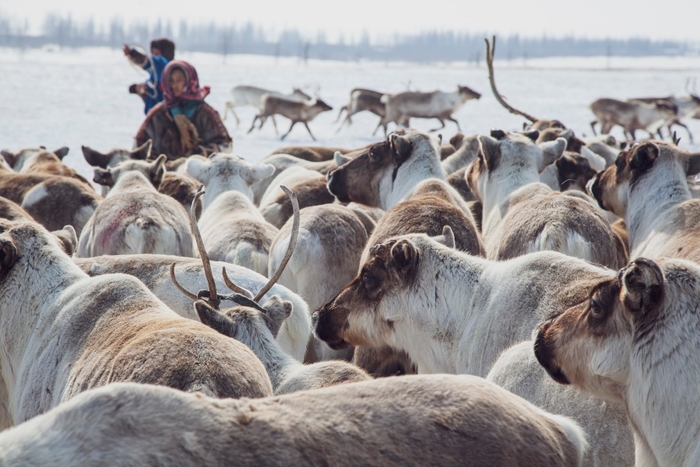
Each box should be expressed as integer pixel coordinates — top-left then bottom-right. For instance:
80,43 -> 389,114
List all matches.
254,185 -> 300,302
222,267 -> 254,299
484,36 -> 538,123
189,185 -> 219,309
169,263 -> 199,301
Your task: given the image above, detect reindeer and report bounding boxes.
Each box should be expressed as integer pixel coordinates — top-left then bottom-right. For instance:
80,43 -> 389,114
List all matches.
81,140 -> 153,196
248,96 -> 333,141
0,164 -> 101,236
535,257 -> 700,467
627,81 -> 700,142
0,376 -> 588,467
0,218 -> 272,428
380,85 -> 481,133
223,85 -> 311,128
335,88 -> 410,136
260,175 -> 335,229
268,204 -> 372,362
185,153 -> 275,210
589,98 -> 678,140
78,155 -> 193,257
588,140 -> 700,263
466,130 -> 627,268
326,129 -> 445,210
488,341 -> 634,467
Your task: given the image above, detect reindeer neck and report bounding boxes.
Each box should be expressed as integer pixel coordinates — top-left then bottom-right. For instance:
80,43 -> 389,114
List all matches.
235,321 -> 296,391
390,247 -> 486,373
380,156 -> 445,210
626,170 -> 691,249
110,172 -> 155,196
482,177 -> 548,238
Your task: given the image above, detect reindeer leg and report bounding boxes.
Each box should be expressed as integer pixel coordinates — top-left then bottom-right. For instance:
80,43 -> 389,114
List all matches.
281,121 -> 297,140
303,122 -> 317,141
223,102 -> 230,121
673,121 -> 694,144
271,116 -> 279,135
590,120 -> 598,136
247,115 -> 260,134
337,114 -> 352,134
446,116 -> 462,132
334,105 -> 347,123
429,118 -> 446,133
371,119 -> 383,137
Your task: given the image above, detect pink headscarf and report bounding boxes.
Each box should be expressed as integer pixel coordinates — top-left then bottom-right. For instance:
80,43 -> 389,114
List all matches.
162,60 -> 211,109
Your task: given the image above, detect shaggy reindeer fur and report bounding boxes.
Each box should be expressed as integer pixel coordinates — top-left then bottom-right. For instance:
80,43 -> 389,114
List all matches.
488,341 -> 634,467
315,234 -> 614,377
0,165 -> 101,236
467,130 -> 626,269
0,197 -> 33,221
0,220 -> 272,428
535,257 -> 700,467
199,190 -> 278,275
0,376 -> 587,467
261,175 -> 335,228
186,153 -> 275,210
75,254 -> 311,361
196,296 -> 370,394
269,204 -> 370,361
589,140 -> 700,263
2,147 -> 90,186
78,156 -> 192,257
327,129 -> 445,210
258,166 -> 320,210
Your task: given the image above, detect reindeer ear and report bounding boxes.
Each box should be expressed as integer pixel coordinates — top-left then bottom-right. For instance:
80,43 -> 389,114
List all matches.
629,142 -> 659,172
81,146 -> 110,168
242,163 -> 275,185
132,139 -> 152,160
0,235 -> 17,280
432,225 -> 455,248
334,151 -> 351,167
195,301 -> 237,337
93,167 -> 114,187
186,157 -> 208,183
1,150 -> 18,168
449,132 -> 465,149
52,225 -> 77,256
260,295 -> 293,338
538,137 -> 567,172
477,135 -> 501,171
620,258 -> 664,315
149,154 -> 167,188
53,147 -> 69,160
523,130 -> 539,142
389,132 -> 413,164
686,152 -> 700,177
389,239 -> 418,274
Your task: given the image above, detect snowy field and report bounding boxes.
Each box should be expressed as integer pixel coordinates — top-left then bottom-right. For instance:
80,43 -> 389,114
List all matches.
1,46 -> 699,183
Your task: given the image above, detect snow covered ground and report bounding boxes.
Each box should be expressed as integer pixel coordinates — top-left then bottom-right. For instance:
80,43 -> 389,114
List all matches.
1,46 -> 699,182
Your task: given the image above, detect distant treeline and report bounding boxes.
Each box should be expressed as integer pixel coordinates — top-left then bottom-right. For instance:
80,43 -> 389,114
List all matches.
0,13 -> 696,62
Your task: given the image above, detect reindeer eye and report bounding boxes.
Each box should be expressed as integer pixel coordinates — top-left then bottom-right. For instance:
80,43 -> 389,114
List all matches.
589,301 -> 603,318
369,150 -> 378,159
362,273 -> 376,288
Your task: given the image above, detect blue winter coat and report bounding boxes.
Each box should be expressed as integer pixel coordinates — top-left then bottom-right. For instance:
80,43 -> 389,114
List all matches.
141,55 -> 170,114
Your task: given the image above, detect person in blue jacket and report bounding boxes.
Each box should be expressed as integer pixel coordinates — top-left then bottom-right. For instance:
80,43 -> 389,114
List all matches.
123,38 -> 175,114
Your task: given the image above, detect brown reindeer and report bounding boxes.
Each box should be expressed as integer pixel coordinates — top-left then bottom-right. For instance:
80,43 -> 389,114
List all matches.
248,96 -> 333,141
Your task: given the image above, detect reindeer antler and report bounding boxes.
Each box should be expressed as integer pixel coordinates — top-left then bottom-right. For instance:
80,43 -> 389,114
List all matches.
484,36 -> 538,123
170,185 -> 220,309
673,131 -> 682,146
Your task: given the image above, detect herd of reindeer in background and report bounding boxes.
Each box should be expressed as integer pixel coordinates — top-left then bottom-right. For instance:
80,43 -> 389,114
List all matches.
3,37 -> 700,467
224,38 -> 700,144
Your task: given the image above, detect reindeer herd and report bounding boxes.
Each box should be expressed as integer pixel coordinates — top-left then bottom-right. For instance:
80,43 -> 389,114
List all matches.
1,38 -> 700,466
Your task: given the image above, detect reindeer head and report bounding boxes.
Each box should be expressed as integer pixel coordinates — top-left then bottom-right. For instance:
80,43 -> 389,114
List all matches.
195,295 -> 293,343
313,229 -> 455,350
186,153 -> 274,207
534,258 -> 670,401
326,129 -> 441,208
93,154 -> 167,189
1,147 -> 69,172
458,85 -> 481,101
82,140 -> 152,169
587,141 -> 700,217
466,129 -> 566,203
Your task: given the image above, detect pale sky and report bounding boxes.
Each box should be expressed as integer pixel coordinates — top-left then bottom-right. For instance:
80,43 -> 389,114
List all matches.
3,0 -> 700,42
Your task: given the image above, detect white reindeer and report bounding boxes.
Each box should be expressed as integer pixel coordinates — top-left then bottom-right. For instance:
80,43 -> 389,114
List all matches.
535,256 -> 700,467
78,155 -> 193,257
0,376 -> 588,466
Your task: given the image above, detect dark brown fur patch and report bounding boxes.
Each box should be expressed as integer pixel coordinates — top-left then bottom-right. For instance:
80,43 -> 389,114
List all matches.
158,172 -> 201,219
265,176 -> 336,228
